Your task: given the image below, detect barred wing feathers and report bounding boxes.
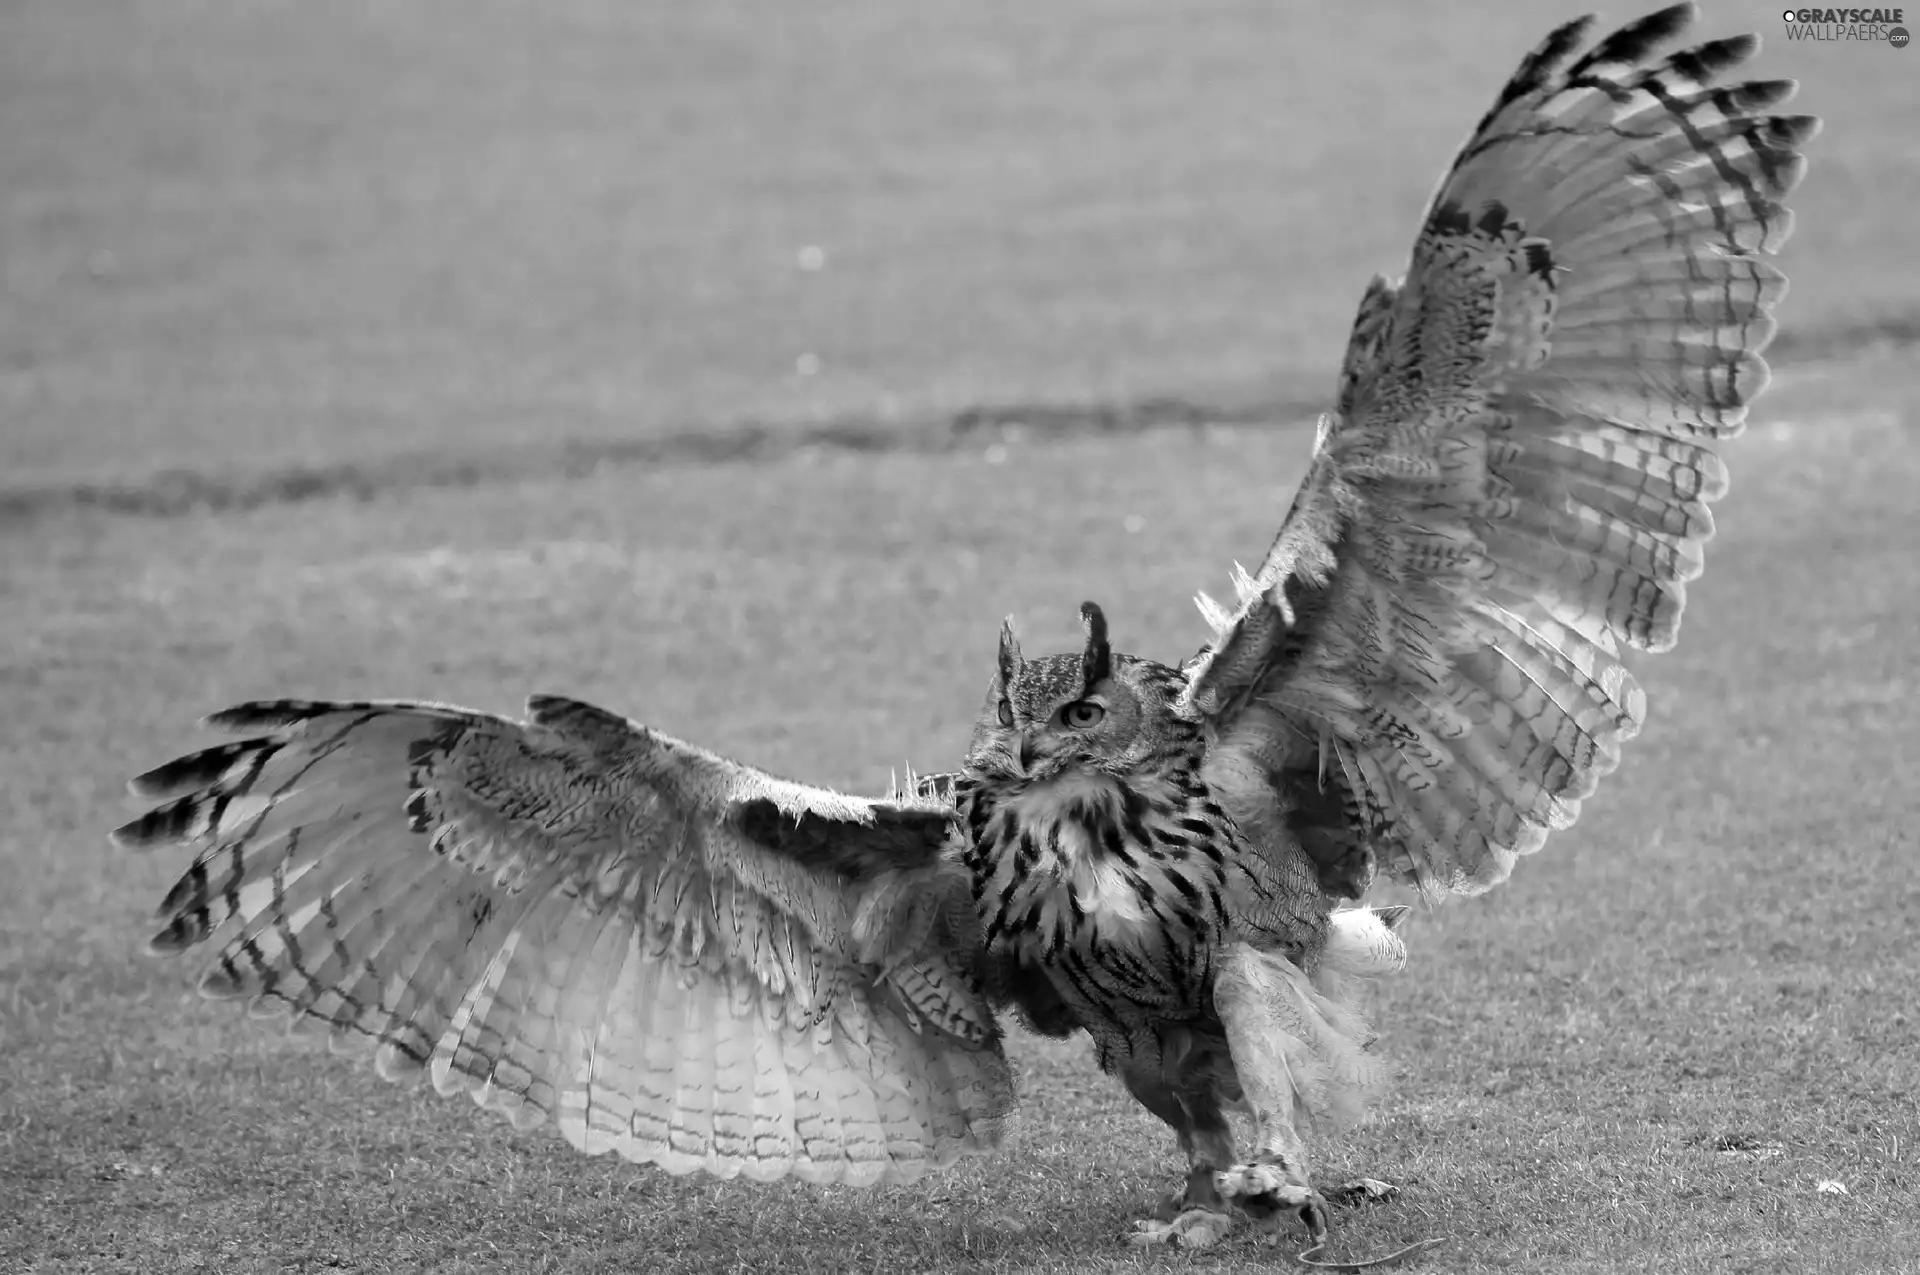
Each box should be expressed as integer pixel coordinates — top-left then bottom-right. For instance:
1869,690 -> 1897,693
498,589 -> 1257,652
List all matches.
113,696 -> 1012,1186
1185,5 -> 1815,899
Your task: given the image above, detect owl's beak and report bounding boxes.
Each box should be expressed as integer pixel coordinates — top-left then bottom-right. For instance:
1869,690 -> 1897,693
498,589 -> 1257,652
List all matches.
1013,731 -> 1077,783
966,734 -> 1028,780
970,731 -> 1045,780
966,730 -> 1063,782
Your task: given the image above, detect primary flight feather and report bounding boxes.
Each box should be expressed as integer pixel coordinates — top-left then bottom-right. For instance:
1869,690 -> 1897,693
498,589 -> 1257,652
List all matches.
115,4 -> 1813,1249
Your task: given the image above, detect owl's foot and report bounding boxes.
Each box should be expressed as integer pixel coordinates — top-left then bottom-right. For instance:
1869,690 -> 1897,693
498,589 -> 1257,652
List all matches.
1128,1206 -> 1235,1250
1217,1158 -> 1329,1245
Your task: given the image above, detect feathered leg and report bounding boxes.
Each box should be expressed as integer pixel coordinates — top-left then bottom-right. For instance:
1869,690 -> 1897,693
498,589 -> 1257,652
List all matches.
1214,990 -> 1329,1245
1123,1058 -> 1239,1250
1212,912 -> 1408,1245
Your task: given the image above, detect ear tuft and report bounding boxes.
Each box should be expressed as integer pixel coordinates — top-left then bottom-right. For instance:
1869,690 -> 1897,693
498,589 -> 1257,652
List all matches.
1079,601 -> 1111,691
998,616 -> 1025,688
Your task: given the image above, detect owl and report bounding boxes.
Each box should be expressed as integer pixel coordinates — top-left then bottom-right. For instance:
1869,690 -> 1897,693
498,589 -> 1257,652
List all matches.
113,4 -> 1813,1254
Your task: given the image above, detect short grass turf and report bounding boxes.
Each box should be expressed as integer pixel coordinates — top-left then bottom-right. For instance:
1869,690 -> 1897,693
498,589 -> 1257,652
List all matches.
4,1 -> 1920,1272
4,0 -> 1916,491
3,360 -> 1918,1273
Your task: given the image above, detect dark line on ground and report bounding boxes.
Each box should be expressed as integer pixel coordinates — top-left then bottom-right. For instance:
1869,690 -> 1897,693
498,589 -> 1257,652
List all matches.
0,392 -> 1320,526
4,311 -> 1915,527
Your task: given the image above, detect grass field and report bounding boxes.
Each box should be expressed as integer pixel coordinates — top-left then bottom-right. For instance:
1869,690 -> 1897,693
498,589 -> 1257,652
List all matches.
4,2 -> 1919,1272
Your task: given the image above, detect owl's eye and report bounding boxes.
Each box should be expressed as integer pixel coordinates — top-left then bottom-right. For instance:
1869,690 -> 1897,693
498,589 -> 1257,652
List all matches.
997,699 -> 1014,728
1059,700 -> 1105,729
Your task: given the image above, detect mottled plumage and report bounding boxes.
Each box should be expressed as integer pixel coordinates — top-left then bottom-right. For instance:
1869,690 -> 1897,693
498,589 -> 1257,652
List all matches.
113,5 -> 1813,1252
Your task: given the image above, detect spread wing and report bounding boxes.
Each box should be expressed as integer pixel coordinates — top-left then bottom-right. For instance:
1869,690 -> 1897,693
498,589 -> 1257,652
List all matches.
1184,5 -> 1816,900
112,696 -> 1011,1186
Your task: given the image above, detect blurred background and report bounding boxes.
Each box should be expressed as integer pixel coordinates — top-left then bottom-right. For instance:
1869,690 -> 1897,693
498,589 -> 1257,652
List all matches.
4,4 -> 1917,1272
5,0 -> 1912,496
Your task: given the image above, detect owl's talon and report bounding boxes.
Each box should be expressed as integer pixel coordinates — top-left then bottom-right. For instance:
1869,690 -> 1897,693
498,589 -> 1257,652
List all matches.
1127,1206 -> 1235,1249
1218,1160 -> 1327,1243
1300,1194 -> 1330,1247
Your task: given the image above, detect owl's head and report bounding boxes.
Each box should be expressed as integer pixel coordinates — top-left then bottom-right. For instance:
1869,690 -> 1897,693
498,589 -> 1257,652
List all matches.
964,601 -> 1185,784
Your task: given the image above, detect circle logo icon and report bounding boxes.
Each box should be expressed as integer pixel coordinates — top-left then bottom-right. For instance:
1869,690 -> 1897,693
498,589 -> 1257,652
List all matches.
1891,25 -> 1911,48
1782,8 -> 1796,18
